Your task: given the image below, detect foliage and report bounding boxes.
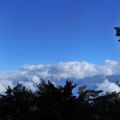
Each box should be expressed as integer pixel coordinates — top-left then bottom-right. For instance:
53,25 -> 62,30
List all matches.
0,80 -> 120,120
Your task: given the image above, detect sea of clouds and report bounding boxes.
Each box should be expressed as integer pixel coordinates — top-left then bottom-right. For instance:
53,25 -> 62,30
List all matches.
0,60 -> 120,93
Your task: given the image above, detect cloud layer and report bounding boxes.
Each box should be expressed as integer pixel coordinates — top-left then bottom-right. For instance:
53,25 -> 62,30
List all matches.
97,79 -> 120,93
0,60 -> 120,93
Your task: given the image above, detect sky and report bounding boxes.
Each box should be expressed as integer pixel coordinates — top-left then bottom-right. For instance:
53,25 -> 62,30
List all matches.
0,0 -> 120,70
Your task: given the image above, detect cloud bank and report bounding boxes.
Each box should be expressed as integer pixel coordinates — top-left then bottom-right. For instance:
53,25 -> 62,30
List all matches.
97,79 -> 120,93
0,60 -> 120,93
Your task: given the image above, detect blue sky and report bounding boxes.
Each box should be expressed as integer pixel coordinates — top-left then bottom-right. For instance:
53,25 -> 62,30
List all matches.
0,0 -> 120,70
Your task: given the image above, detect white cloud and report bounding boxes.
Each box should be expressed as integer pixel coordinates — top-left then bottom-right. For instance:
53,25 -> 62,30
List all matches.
20,61 -> 98,79
98,60 -> 119,76
0,60 -> 120,93
97,79 -> 120,93
0,80 -> 13,93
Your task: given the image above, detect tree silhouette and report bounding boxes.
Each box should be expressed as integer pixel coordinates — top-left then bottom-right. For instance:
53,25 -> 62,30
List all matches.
0,80 -> 120,120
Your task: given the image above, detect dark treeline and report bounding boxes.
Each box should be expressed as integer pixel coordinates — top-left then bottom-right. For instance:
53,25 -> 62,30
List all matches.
0,80 -> 120,120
